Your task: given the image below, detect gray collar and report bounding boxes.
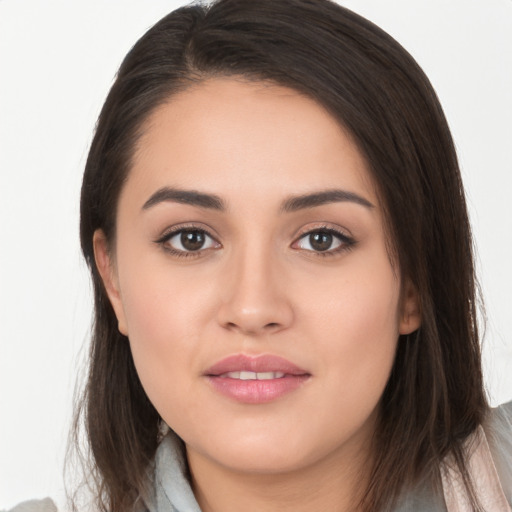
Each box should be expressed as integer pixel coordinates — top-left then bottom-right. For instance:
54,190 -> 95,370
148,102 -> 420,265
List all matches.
145,433 -> 202,512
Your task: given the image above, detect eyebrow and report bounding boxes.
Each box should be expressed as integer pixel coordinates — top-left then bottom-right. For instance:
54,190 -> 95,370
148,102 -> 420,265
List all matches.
142,186 -> 374,212
280,189 -> 374,212
142,187 -> 226,211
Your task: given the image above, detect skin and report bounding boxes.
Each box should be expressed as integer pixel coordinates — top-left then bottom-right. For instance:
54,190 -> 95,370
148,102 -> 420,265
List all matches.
94,78 -> 421,512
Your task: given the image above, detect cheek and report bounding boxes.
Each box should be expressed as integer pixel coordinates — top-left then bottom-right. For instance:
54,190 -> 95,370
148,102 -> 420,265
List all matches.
116,232 -> 217,340
122,286 -> 206,426
114,251 -> 217,404
298,282 -> 399,455
300,258 -> 400,396
302,254 -> 400,344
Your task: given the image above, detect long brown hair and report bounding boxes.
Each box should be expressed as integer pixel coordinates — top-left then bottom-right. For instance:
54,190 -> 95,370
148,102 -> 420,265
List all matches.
74,0 -> 488,510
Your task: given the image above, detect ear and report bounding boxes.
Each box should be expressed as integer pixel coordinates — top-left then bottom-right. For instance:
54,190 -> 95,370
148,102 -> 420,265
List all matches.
93,229 -> 128,336
399,279 -> 421,335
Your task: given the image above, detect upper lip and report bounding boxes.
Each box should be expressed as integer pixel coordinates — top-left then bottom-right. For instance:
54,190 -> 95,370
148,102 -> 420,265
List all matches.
205,354 -> 309,376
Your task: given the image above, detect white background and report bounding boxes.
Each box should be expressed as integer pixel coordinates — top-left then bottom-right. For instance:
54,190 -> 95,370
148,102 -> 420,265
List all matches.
1,0 -> 511,509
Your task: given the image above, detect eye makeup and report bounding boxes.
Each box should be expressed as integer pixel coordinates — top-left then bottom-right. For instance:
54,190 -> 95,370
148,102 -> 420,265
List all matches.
154,221 -> 357,260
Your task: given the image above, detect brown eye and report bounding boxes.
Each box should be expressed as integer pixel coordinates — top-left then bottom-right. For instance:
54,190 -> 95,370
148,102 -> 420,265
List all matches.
160,228 -> 219,254
295,228 -> 353,254
180,230 -> 206,251
309,232 -> 333,252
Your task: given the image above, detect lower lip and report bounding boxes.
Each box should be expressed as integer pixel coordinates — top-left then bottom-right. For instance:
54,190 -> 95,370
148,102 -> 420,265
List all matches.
206,375 -> 310,404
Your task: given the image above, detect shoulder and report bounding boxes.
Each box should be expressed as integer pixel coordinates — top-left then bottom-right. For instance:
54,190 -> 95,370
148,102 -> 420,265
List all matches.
499,400 -> 512,421
2,499 -> 57,512
485,400 -> 512,503
486,399 -> 512,449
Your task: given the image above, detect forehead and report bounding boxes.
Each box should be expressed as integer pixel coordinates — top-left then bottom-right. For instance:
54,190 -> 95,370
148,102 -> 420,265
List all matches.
127,78 -> 377,209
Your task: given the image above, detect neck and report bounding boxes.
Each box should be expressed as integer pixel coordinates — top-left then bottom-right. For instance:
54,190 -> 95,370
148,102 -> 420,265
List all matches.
186,429 -> 373,512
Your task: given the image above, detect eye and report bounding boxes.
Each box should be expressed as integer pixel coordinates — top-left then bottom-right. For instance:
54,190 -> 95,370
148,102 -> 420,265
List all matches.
156,227 -> 220,256
294,228 -> 355,255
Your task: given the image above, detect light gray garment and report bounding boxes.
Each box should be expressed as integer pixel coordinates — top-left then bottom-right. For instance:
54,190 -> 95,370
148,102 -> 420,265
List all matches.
2,499 -> 57,512
6,403 -> 512,512
487,400 -> 512,505
144,434 -> 202,512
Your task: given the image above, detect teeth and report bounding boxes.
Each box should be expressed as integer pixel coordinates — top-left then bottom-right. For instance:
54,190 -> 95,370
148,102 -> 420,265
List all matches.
256,371 -> 285,380
220,371 -> 285,380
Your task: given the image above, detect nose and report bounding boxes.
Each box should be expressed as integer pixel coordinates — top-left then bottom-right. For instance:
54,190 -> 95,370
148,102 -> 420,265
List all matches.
216,245 -> 294,336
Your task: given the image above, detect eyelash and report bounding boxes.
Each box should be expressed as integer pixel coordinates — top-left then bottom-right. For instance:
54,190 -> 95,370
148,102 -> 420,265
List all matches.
154,224 -> 219,259
154,224 -> 356,259
293,226 -> 356,257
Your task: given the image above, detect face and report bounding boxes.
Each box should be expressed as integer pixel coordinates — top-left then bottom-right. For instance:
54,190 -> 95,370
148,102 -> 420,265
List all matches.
95,78 -> 420,476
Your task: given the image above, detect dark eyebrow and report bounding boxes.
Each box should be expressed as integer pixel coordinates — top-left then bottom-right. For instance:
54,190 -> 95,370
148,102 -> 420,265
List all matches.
142,187 -> 373,214
142,187 -> 226,211
280,189 -> 374,213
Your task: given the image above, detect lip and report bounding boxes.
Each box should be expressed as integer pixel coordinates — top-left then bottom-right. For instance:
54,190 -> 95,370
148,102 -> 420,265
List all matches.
206,354 -> 308,376
205,354 -> 311,404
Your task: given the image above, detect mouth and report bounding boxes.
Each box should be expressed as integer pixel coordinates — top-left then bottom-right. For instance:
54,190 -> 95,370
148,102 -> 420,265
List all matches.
218,371 -> 286,380
205,354 -> 311,404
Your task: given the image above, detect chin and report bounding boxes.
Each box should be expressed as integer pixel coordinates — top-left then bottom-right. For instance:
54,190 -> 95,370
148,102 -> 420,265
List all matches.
184,425 -> 346,476
204,445 -> 314,475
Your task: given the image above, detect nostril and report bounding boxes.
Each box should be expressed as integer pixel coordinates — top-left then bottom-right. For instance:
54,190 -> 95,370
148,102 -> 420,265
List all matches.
222,321 -> 282,334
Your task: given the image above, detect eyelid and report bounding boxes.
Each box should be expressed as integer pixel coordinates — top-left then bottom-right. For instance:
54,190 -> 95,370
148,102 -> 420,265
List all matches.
155,222 -> 219,243
293,222 -> 353,240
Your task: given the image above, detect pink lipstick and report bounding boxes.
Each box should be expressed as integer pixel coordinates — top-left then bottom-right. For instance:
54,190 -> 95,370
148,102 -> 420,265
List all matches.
205,354 -> 310,404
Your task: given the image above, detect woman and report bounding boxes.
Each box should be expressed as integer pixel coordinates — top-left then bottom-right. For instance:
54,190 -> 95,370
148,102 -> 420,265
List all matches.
8,0 -> 511,511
